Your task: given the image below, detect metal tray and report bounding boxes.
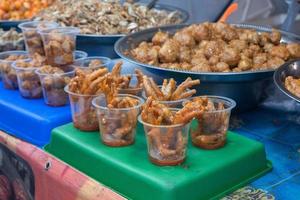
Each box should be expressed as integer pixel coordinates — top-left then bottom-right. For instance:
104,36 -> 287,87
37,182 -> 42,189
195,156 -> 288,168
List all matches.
274,60 -> 300,103
114,24 -> 300,112
76,3 -> 189,58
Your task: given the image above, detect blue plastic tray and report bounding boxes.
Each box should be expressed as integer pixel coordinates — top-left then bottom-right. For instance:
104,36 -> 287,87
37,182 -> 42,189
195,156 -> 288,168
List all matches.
0,82 -> 71,147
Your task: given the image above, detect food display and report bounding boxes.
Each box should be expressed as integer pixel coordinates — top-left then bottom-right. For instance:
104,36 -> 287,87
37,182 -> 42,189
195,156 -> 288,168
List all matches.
128,22 -> 300,72
0,28 -> 24,52
139,97 -> 206,166
35,0 -> 184,35
93,73 -> 144,146
38,27 -> 80,66
12,56 -> 45,98
0,51 -> 28,89
188,96 -> 235,149
0,0 -> 54,20
285,76 -> 300,98
18,21 -> 58,57
142,76 -> 200,107
66,67 -> 109,131
36,65 -> 74,106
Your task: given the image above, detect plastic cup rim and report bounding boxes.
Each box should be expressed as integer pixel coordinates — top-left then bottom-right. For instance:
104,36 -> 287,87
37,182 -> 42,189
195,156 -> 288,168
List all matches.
18,21 -> 59,30
64,85 -> 104,97
38,26 -> 80,35
138,114 -> 189,128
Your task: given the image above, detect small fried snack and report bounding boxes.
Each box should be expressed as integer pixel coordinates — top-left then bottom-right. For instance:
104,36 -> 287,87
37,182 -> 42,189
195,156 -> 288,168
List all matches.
285,76 -> 300,98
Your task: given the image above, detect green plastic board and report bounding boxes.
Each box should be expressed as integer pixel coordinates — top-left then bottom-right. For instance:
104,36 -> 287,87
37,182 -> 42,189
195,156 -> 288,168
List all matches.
45,123 -> 272,200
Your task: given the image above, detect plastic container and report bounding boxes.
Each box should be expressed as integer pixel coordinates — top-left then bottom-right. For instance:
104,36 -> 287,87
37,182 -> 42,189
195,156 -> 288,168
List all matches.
142,86 -> 190,108
39,27 -> 80,66
189,96 -> 236,149
64,85 -> 100,131
117,74 -> 143,96
36,66 -> 75,106
138,112 -> 190,166
92,94 -> 144,147
74,56 -> 111,72
12,60 -> 42,99
0,51 -> 28,89
74,50 -> 88,63
18,21 -> 59,56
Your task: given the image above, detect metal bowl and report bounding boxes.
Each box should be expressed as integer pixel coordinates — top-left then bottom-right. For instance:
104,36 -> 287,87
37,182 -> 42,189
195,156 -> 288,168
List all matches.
114,24 -> 300,112
76,3 -> 189,58
274,60 -> 300,103
0,20 -> 29,31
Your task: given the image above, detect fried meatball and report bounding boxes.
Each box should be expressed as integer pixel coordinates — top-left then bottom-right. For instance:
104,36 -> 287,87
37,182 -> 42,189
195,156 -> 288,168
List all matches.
229,39 -> 248,52
131,42 -> 159,64
212,62 -> 230,72
179,47 -> 192,63
158,39 -> 180,63
286,43 -> 300,58
267,56 -> 285,69
263,43 -> 274,53
220,47 -> 240,66
270,45 -> 290,60
208,55 -> 220,65
259,32 -> 271,46
248,44 -> 261,55
239,29 -> 260,44
213,22 -> 238,41
204,41 -> 224,58
192,23 -> 211,42
152,31 -> 169,45
190,64 -> 212,72
270,29 -> 281,44
191,57 -> 209,67
174,31 -> 196,47
238,56 -> 252,71
253,53 -> 268,67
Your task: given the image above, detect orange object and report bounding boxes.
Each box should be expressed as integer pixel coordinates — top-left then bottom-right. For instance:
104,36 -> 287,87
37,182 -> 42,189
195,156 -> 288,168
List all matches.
0,0 -> 54,20
219,2 -> 238,22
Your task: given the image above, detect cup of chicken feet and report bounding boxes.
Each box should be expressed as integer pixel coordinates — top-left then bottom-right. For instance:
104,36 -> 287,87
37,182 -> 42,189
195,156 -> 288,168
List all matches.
64,67 -> 109,131
92,94 -> 144,147
36,65 -> 75,106
186,96 -> 236,150
142,76 -> 200,108
138,97 -> 205,166
12,58 -> 45,98
0,51 -> 28,89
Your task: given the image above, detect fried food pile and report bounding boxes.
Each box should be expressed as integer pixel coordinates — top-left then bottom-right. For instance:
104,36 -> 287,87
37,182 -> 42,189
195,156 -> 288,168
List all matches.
0,28 -> 24,51
141,97 -> 207,165
143,76 -> 200,101
130,22 -> 300,72
187,97 -> 230,149
96,73 -> 141,146
285,76 -> 300,98
35,0 -> 183,35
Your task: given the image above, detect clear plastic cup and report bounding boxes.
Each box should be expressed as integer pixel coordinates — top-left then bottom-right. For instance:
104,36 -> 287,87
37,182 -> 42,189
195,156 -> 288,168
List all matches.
36,66 -> 75,106
38,27 -> 80,66
74,50 -> 88,62
92,94 -> 144,147
74,56 -> 111,72
12,60 -> 42,99
0,51 -> 28,89
142,86 -> 191,108
117,74 -> 143,96
18,21 -> 59,57
64,85 -> 101,131
189,96 -> 236,150
138,113 -> 190,166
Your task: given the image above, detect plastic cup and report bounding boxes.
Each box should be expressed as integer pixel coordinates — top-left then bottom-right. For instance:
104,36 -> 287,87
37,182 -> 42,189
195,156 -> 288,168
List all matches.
64,85 -> 101,131
74,56 -> 111,72
39,27 -> 80,66
36,66 -> 75,106
0,51 -> 28,89
189,96 -> 236,150
92,94 -> 144,147
18,21 -> 59,57
142,86 -> 191,108
74,50 -> 88,62
12,60 -> 42,99
117,74 -> 143,96
138,112 -> 190,166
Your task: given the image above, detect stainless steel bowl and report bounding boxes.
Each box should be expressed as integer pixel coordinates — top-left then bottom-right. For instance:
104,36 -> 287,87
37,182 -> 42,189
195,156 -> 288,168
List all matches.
76,3 -> 189,58
274,60 -> 300,103
114,24 -> 300,112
